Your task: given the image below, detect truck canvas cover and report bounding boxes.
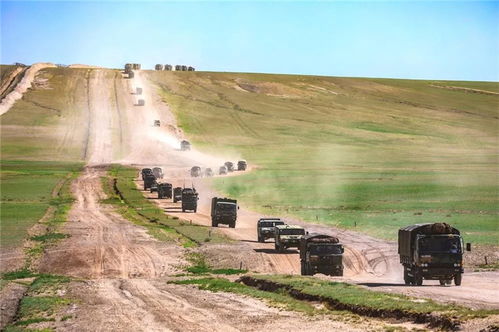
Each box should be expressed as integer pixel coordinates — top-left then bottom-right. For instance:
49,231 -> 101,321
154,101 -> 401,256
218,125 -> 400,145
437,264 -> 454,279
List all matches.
398,223 -> 460,256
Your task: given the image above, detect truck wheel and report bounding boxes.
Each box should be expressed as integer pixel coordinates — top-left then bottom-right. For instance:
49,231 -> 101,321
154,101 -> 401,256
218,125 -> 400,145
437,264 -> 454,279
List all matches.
274,243 -> 278,251
454,273 -> 462,286
230,222 -> 235,228
301,263 -> 306,276
194,209 -> 197,213
182,208 -> 185,212
439,279 -> 446,286
404,270 -> 411,285
258,235 -> 263,243
278,245 -> 285,253
307,263 -> 314,276
414,273 -> 423,286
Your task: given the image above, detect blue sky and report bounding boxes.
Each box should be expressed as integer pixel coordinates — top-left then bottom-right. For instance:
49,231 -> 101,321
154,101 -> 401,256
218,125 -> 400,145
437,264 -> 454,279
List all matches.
1,1 -> 498,81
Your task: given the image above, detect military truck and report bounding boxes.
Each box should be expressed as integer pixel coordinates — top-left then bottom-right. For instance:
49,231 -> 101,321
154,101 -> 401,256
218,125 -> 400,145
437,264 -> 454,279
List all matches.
181,188 -> 198,212
211,197 -> 238,228
180,140 -> 191,151
137,99 -> 145,106
141,168 -> 153,180
399,223 -> 468,286
299,234 -> 344,276
152,167 -> 163,179
154,120 -> 161,127
164,64 -> 172,71
224,161 -> 235,172
155,64 -> 164,70
143,174 -> 157,191
219,166 -> 227,175
175,65 -> 181,71
257,218 -> 285,242
181,65 -> 188,71
128,71 -> 135,79
190,166 -> 202,177
132,63 -> 141,70
274,225 -> 306,252
188,66 -> 195,71
173,187 -> 182,203
237,160 -> 247,171
204,168 -> 214,177
157,183 -> 172,199
135,87 -> 142,95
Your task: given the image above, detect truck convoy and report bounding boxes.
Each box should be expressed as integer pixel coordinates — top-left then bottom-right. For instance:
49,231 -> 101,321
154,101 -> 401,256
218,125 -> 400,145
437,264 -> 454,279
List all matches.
211,197 -> 238,228
257,218 -> 285,242
299,234 -> 344,276
274,225 -> 306,252
157,183 -> 172,199
181,188 -> 198,212
398,223 -> 467,286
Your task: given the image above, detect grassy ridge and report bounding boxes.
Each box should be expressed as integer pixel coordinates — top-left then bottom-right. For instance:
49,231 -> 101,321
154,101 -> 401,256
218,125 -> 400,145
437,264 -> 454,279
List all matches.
108,165 -> 229,246
148,71 -> 498,244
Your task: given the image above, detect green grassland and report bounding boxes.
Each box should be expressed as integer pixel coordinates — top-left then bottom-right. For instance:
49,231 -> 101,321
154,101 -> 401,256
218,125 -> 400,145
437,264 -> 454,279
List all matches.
147,71 -> 498,244
0,160 -> 82,250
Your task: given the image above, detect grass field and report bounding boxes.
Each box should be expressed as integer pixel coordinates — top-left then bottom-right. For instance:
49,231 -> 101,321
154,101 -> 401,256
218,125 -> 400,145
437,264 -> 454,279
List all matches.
0,160 -> 82,250
148,71 -> 498,244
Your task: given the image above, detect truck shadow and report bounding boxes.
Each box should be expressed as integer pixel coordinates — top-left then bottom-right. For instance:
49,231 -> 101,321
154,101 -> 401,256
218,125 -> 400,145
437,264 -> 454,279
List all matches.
253,248 -> 298,254
163,206 -> 182,212
357,282 -> 428,287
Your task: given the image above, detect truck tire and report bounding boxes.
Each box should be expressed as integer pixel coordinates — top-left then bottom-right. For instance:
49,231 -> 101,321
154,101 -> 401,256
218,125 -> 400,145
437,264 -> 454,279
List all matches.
182,208 -> 185,212
258,235 -> 263,243
274,243 -> 278,251
414,272 -> 423,286
404,270 -> 411,285
306,263 -> 314,276
454,273 -> 462,286
230,222 -> 235,228
439,279 -> 446,286
194,208 -> 197,213
301,263 -> 306,276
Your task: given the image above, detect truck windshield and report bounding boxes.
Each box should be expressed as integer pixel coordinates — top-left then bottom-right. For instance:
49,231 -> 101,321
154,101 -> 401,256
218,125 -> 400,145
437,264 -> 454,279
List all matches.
280,229 -> 305,235
310,245 -> 342,255
217,203 -> 236,211
418,236 -> 461,254
260,221 -> 284,228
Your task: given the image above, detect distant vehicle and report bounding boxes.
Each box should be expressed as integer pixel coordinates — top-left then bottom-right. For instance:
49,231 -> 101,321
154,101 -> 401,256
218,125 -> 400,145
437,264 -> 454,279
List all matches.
399,223 -> 468,286
218,166 -> 227,175
164,64 -> 172,71
181,188 -> 198,212
137,99 -> 145,106
237,160 -> 247,171
188,66 -> 195,71
154,120 -> 161,127
204,168 -> 214,177
300,234 -> 344,276
274,225 -> 306,252
173,187 -> 182,203
143,174 -> 157,191
257,218 -> 286,242
132,63 -> 141,70
141,168 -> 153,180
191,166 -> 202,177
211,197 -> 238,228
181,65 -> 188,71
180,140 -> 191,151
155,64 -> 164,70
175,65 -> 181,71
135,87 -> 142,95
125,63 -> 132,71
157,183 -> 172,199
152,167 -> 163,179
224,162 -> 235,172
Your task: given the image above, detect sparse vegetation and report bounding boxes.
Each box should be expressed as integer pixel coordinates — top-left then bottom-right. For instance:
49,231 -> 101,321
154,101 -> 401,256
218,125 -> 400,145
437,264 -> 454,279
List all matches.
184,252 -> 247,275
149,71 -> 499,245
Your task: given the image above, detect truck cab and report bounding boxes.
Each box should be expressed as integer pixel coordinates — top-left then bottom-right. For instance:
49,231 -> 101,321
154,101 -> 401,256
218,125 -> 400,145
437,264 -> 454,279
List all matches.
143,174 -> 157,191
181,188 -> 198,212
274,225 -> 306,252
398,223 -> 467,286
211,197 -> 238,228
257,218 -> 285,242
300,234 -> 344,276
157,183 -> 172,199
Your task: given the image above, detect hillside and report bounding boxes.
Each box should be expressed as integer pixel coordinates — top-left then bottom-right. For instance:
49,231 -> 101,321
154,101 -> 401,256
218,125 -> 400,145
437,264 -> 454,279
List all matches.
147,71 -> 499,244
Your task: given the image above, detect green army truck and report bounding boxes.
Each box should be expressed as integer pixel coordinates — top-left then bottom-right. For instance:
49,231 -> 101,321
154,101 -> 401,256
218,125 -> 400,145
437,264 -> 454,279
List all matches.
211,197 -> 238,228
157,183 -> 172,199
181,188 -> 198,212
274,225 -> 306,252
300,234 -> 344,276
143,174 -> 157,191
257,218 -> 285,242
399,223 -> 469,286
